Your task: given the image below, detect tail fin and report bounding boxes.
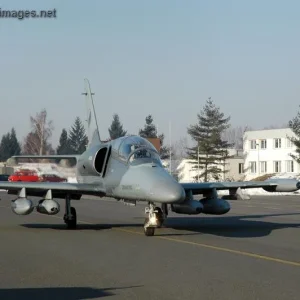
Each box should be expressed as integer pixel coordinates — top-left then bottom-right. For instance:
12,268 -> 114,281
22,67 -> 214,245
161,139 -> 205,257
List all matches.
83,78 -> 101,148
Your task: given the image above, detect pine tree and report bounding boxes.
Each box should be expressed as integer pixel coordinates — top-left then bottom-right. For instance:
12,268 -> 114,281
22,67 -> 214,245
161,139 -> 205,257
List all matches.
8,128 -> 21,156
0,133 -> 10,161
187,98 -> 232,182
288,106 -> 300,163
0,128 -> 21,161
158,133 -> 175,160
69,117 -> 88,154
56,129 -> 71,154
139,115 -> 173,160
108,114 -> 127,139
139,115 -> 157,138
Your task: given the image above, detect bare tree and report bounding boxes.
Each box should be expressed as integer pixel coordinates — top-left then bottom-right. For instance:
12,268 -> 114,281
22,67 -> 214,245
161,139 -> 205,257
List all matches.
23,109 -> 54,155
262,124 -> 288,130
23,132 -> 40,155
173,136 -> 189,160
222,126 -> 250,149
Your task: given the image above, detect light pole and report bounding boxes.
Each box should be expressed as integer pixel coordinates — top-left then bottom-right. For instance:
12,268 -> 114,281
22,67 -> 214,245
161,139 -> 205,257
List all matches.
197,143 -> 200,182
256,142 -> 260,175
169,121 -> 172,175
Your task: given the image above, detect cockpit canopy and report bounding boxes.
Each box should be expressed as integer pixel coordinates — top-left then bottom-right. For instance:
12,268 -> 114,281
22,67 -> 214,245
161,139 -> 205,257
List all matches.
111,136 -> 162,165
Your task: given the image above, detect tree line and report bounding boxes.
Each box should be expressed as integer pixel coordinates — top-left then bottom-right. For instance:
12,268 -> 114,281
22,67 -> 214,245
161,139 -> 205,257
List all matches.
0,110 -> 89,161
2,101 -> 300,183
0,109 -> 173,161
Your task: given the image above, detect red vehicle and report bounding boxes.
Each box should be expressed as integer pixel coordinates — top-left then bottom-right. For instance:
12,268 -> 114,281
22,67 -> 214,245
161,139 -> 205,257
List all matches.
8,169 -> 39,182
9,170 -> 66,183
39,174 -> 67,182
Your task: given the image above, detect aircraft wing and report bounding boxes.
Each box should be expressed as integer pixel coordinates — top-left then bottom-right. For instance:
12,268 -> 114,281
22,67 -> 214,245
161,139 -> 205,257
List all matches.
11,155 -> 80,161
0,182 -> 106,199
180,179 -> 300,195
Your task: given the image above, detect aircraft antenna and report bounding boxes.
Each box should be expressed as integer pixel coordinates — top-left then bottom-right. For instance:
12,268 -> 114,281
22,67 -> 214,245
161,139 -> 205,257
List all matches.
81,78 -> 101,145
169,121 -> 172,175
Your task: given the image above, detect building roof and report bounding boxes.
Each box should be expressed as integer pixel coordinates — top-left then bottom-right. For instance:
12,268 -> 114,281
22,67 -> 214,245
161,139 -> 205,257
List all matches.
146,138 -> 161,152
244,128 -> 296,140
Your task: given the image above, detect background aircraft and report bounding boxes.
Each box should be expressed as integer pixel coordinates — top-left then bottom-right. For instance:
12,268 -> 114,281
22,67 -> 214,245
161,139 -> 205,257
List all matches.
0,79 -> 299,236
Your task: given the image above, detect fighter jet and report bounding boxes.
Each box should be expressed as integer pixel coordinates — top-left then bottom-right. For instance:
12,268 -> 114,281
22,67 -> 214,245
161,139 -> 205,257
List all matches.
0,79 -> 299,236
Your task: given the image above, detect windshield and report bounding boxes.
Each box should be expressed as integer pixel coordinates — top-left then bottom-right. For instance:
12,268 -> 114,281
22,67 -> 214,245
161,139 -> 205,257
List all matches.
128,147 -> 162,165
117,136 -> 162,165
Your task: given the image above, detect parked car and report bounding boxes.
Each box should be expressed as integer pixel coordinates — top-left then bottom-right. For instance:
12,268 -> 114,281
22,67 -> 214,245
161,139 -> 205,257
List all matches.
0,174 -> 9,181
9,169 -> 67,183
8,169 -> 40,182
39,174 -> 67,182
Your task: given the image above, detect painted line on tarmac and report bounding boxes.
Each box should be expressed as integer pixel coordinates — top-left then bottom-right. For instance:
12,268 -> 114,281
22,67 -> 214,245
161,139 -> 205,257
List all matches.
116,228 -> 300,267
33,211 -> 300,268
1,205 -> 300,268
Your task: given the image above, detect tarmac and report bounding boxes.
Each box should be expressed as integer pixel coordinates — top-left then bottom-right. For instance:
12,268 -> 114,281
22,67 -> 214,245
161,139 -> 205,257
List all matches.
0,191 -> 300,300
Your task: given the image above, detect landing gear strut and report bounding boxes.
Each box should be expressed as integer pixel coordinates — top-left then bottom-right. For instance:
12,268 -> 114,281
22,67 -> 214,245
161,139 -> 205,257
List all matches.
143,203 -> 167,236
63,194 -> 77,229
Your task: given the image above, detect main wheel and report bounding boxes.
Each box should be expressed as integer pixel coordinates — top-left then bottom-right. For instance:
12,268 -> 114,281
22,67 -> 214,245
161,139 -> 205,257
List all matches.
143,217 -> 155,236
144,226 -> 155,236
65,207 -> 77,229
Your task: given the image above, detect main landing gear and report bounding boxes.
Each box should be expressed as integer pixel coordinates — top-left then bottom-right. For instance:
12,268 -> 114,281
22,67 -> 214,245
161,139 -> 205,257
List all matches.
63,194 -> 77,229
61,195 -> 167,234
143,203 -> 167,236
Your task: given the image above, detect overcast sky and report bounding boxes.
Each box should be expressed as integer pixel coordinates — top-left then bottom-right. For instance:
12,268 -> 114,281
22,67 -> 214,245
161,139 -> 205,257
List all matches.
1,0 -> 300,148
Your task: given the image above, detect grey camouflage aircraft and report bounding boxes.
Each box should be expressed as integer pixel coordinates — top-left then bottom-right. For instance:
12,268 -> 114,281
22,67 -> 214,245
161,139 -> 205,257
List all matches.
1,79 -> 300,236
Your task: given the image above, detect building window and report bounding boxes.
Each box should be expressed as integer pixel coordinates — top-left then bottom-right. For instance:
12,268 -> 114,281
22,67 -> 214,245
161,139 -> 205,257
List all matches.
250,140 -> 257,149
260,139 -> 267,149
274,161 -> 281,172
286,139 -> 293,148
286,160 -> 294,172
260,161 -> 267,173
238,163 -> 244,174
274,138 -> 281,148
249,161 -> 256,173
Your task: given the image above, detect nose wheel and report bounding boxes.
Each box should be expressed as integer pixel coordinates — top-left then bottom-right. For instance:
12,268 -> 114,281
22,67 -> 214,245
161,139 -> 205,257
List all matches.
143,203 -> 166,236
144,218 -> 155,236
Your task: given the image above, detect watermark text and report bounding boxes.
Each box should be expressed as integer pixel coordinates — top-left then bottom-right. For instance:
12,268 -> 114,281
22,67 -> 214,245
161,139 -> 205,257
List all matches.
0,8 -> 57,20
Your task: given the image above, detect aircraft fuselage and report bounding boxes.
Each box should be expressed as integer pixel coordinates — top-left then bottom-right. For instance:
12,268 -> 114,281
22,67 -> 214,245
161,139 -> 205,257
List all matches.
76,136 -> 186,204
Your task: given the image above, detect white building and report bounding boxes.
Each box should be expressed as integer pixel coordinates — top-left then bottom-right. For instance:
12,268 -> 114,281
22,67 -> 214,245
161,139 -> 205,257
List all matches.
177,148 -> 244,182
243,128 -> 299,180
225,149 -> 245,181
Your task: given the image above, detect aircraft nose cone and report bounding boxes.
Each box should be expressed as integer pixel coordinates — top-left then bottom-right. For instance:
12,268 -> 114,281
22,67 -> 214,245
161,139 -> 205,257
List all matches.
150,179 -> 186,203
167,183 -> 186,203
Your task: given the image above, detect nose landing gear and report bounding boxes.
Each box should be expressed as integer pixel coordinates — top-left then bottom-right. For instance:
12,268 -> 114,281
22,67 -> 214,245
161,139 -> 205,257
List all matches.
144,203 -> 167,236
